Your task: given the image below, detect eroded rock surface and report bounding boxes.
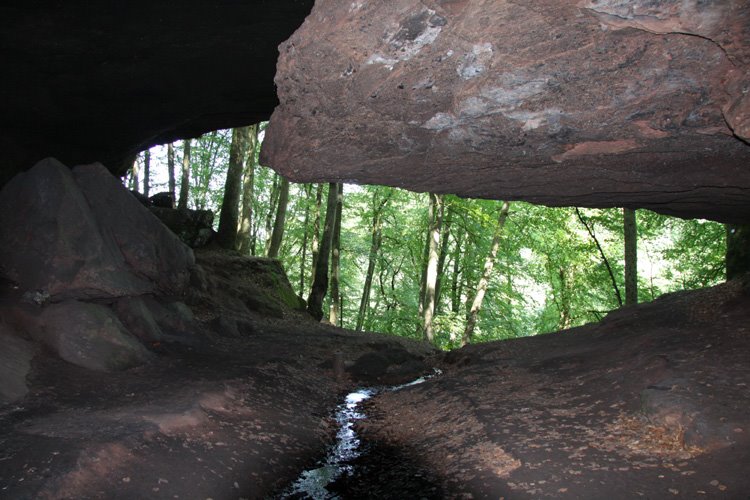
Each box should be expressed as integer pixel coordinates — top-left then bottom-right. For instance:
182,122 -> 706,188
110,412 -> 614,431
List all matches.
0,158 -> 193,300
34,300 -> 154,372
0,325 -> 35,403
262,0 -> 750,223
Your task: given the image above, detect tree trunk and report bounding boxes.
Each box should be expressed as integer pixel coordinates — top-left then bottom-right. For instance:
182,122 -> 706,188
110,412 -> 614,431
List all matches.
178,140 -> 191,210
143,149 -> 150,198
167,143 -> 176,204
451,227 -> 464,314
299,184 -> 312,296
267,177 -> 290,258
462,201 -> 510,346
726,224 -> 750,280
623,208 -> 638,306
417,195 -> 433,319
263,174 -> 281,255
130,156 -> 140,192
328,183 -> 344,325
308,183 -> 339,321
356,190 -> 389,331
310,183 -> 324,271
435,204 -> 452,312
422,193 -> 444,343
237,124 -> 259,254
194,131 -> 219,211
575,208 -> 623,307
216,127 -> 252,249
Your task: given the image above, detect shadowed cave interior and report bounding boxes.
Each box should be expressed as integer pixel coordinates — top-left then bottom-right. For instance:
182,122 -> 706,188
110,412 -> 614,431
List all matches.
0,1 -> 749,499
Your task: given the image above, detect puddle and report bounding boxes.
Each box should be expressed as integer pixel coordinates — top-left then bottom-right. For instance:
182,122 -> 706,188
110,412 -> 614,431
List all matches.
278,369 -> 441,499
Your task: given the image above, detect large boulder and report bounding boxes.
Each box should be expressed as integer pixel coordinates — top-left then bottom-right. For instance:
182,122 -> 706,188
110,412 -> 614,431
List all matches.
33,300 -> 153,372
0,158 -> 152,299
0,158 -> 194,300
73,163 -> 194,293
261,0 -> 750,223
0,325 -> 35,403
112,296 -> 164,343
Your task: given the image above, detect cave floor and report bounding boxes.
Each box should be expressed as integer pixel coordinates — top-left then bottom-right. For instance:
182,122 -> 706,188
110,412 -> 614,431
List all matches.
0,311 -> 437,499
355,280 -> 750,499
0,268 -> 749,499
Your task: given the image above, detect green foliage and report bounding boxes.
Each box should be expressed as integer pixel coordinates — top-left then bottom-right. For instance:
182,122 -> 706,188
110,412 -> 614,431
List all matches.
138,127 -> 728,350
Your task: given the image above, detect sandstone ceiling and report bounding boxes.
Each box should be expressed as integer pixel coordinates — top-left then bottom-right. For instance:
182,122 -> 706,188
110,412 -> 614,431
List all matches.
0,1 -> 314,186
260,0 -> 750,223
1,1 -> 748,223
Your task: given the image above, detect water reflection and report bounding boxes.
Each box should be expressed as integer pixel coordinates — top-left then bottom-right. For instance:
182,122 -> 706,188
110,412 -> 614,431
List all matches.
279,369 -> 441,499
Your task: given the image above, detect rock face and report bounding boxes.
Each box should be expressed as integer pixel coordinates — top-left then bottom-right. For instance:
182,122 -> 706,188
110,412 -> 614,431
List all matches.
0,158 -> 194,300
262,0 -> 750,223
73,163 -> 194,293
34,301 -> 154,372
0,326 -> 35,403
149,206 -> 216,248
0,159 -> 152,300
0,1 -> 315,184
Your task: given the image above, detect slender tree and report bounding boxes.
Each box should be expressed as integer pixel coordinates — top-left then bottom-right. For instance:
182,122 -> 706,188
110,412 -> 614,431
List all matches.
575,208 -> 623,307
191,131 -> 221,210
356,189 -> 390,331
167,143 -> 176,203
422,193 -> 444,343
217,126 -> 252,249
435,203 -> 453,311
178,139 -> 191,210
237,124 -> 259,254
623,208 -> 638,305
308,183 -> 338,321
310,183 -> 324,271
463,201 -> 510,346
450,226 -> 464,314
298,184 -> 313,296
328,183 -> 344,325
143,149 -> 151,197
131,155 -> 140,192
264,174 -> 281,254
267,177 -> 291,258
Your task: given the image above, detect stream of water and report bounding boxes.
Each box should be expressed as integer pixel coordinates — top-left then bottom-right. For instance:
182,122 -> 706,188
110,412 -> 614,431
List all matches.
278,369 -> 441,499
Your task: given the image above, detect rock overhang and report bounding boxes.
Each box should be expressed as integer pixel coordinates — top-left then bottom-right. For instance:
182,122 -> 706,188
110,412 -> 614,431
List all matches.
0,0 -> 315,184
0,0 -> 748,223
260,0 -> 750,223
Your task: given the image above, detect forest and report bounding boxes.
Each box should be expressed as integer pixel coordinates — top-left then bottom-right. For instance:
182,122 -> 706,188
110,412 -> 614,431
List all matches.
126,125 -> 727,350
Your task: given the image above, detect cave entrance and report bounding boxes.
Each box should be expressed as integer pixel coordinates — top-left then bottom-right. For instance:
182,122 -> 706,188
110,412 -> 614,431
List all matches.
126,124 -> 729,350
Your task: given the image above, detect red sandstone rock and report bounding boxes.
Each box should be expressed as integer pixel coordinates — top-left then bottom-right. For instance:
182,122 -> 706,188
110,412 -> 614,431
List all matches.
34,300 -> 153,372
0,159 -> 194,300
73,163 -> 194,295
0,325 -> 35,403
0,158 -> 153,299
262,0 -> 750,223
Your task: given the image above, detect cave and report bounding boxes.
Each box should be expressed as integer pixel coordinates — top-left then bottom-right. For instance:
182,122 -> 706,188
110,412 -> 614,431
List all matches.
1,1 -> 749,499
